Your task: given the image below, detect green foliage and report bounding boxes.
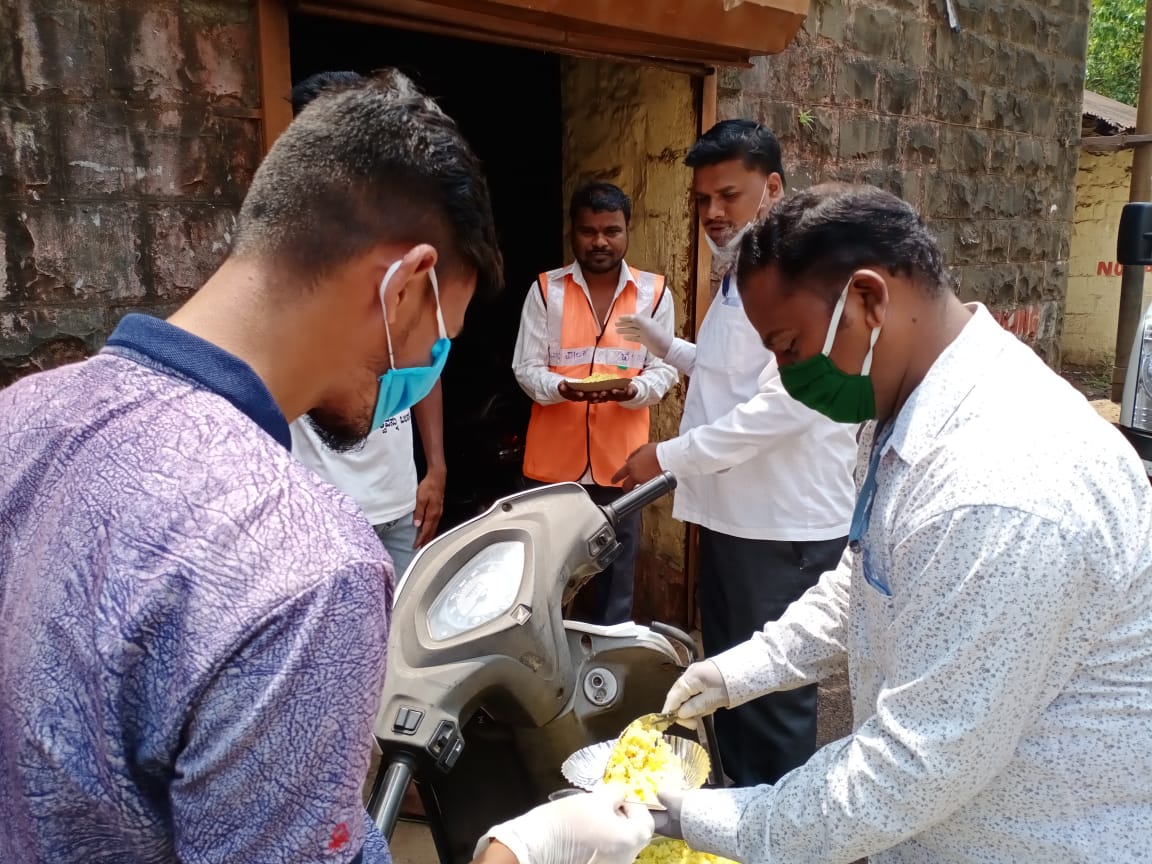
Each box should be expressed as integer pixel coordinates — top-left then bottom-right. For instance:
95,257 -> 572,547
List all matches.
1085,0 -> 1145,107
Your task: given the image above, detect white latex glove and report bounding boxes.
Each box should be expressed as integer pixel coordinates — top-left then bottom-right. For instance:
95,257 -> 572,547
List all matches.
615,314 -> 672,358
476,789 -> 654,864
661,660 -> 730,730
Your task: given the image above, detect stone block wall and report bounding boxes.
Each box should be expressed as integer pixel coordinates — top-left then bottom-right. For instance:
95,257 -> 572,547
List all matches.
0,0 -> 261,386
721,0 -> 1092,365
1063,150 -> 1152,368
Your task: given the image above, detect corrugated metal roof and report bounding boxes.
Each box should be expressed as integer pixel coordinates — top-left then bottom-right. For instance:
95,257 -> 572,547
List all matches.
1082,90 -> 1138,133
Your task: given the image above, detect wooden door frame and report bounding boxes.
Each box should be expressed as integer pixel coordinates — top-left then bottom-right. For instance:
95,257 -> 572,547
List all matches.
257,0 -> 294,153
683,71 -> 716,631
694,73 -> 717,332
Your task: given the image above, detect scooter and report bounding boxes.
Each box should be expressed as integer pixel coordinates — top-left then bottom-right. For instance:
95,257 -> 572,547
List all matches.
366,473 -> 722,864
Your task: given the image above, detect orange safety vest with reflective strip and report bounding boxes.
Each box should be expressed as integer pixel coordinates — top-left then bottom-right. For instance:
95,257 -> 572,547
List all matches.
523,265 -> 667,487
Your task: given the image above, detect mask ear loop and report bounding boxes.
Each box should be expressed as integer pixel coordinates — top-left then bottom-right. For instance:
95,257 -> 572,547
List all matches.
823,276 -> 882,373
756,181 -> 770,213
379,260 -> 404,369
822,277 -> 853,356
428,267 -> 447,340
861,326 -> 881,376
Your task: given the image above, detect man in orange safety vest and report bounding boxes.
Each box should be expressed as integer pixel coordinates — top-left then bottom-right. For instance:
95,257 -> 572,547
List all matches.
512,182 -> 677,624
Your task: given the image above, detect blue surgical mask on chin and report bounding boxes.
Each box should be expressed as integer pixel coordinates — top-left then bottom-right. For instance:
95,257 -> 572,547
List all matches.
371,260 -> 451,429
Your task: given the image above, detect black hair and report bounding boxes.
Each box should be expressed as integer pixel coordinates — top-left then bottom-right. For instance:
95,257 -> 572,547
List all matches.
233,70 -> 503,300
736,184 -> 949,305
685,119 -> 787,187
569,182 -> 632,225
290,71 -> 365,115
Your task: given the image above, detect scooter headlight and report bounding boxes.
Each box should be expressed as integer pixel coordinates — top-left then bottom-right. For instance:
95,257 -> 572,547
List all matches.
426,540 -> 525,641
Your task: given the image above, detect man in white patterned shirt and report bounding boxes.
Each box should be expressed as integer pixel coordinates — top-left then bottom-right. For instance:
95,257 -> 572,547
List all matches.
658,185 -> 1152,863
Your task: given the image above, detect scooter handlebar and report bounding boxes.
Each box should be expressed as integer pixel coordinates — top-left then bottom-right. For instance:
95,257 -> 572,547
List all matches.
602,471 -> 677,525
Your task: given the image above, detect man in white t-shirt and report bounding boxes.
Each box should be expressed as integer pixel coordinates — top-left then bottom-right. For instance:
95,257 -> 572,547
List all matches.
290,411 -> 439,575
286,71 -> 448,575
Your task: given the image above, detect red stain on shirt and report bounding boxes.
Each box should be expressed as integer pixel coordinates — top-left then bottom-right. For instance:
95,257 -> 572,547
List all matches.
329,821 -> 351,851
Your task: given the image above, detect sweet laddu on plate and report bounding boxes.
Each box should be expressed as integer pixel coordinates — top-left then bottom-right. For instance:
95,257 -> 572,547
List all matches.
603,721 -> 682,806
634,838 -> 737,864
580,372 -> 619,383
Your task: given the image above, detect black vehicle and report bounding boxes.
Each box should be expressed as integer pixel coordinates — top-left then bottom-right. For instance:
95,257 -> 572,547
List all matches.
1116,202 -> 1152,480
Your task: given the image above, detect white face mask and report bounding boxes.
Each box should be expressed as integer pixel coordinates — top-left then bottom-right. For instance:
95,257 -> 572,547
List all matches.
704,221 -> 753,256
703,180 -> 770,263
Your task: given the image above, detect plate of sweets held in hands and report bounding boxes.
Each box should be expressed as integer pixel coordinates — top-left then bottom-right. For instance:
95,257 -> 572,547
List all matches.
566,372 -> 632,393
560,715 -> 710,810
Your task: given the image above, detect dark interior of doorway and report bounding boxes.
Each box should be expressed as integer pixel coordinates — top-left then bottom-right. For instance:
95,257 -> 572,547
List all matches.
289,15 -> 563,533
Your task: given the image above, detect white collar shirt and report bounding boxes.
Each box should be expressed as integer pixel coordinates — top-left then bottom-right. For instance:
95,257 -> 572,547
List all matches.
656,272 -> 856,540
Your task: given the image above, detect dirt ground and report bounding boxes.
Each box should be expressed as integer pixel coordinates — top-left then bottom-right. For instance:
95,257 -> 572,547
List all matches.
1091,398 -> 1122,423
1061,365 -> 1122,424
1061,365 -> 1112,402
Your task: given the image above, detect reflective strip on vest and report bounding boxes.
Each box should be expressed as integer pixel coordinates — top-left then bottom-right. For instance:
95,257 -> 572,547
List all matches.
547,346 -> 648,368
543,267 -> 662,369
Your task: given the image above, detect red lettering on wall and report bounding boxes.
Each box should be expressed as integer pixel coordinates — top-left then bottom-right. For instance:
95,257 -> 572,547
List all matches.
993,305 -> 1041,342
1094,262 -> 1152,275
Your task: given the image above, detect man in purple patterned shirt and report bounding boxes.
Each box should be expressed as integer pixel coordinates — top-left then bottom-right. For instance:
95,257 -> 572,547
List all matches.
0,72 -> 502,863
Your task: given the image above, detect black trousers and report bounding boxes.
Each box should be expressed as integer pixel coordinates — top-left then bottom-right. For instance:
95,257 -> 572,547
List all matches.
522,477 -> 640,625
698,527 -> 848,787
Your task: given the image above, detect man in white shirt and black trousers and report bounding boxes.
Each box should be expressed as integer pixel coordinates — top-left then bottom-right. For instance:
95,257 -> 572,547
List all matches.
613,122 -> 858,786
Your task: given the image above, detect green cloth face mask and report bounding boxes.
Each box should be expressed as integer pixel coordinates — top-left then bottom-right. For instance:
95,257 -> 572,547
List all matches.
778,278 -> 881,423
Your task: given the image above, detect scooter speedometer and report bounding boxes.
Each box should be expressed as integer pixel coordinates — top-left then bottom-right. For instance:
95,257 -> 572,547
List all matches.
426,540 -> 526,641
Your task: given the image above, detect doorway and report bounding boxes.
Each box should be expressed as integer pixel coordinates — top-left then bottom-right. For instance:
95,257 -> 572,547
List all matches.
284,12 -> 704,625
289,14 -> 564,531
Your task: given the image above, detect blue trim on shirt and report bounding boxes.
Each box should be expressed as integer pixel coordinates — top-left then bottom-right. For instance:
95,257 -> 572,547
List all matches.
104,313 -> 291,450
720,273 -> 743,307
